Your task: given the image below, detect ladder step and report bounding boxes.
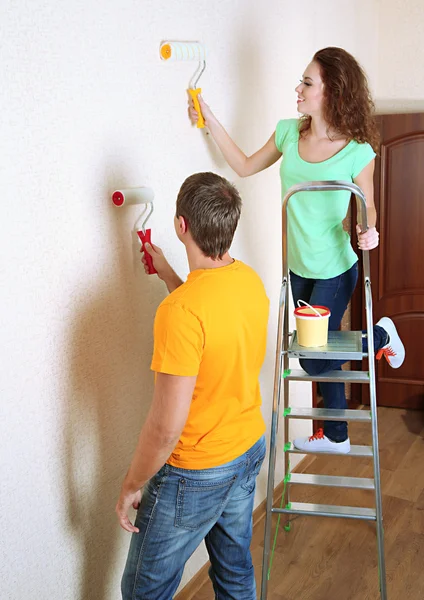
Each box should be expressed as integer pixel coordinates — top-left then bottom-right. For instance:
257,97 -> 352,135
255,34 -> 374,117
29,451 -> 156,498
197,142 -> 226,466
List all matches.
272,502 -> 376,521
286,443 -> 373,457
289,473 -> 375,490
285,368 -> 369,383
285,407 -> 371,422
288,330 -> 366,360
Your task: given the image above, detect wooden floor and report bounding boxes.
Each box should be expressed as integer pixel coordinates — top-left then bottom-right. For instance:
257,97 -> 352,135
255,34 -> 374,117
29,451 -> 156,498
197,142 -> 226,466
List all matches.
194,407 -> 424,599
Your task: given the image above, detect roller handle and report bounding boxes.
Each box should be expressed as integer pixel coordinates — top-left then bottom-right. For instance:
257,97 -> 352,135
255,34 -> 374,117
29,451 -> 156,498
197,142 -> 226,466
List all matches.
137,229 -> 157,275
188,88 -> 205,129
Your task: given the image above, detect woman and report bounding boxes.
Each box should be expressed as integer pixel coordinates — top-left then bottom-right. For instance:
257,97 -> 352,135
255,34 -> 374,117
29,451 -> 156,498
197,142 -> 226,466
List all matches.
188,47 -> 405,453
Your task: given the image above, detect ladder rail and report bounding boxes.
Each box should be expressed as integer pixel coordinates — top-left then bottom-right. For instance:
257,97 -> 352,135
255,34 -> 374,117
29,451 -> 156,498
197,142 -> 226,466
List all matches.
365,277 -> 387,597
283,272 -> 290,515
260,280 -> 287,600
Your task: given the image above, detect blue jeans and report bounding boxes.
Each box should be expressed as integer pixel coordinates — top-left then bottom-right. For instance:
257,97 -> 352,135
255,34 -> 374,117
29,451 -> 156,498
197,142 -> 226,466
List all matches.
121,435 -> 266,600
290,263 -> 387,442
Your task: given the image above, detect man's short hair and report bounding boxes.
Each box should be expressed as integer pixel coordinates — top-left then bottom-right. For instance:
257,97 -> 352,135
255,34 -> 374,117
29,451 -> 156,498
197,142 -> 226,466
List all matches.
176,172 -> 242,259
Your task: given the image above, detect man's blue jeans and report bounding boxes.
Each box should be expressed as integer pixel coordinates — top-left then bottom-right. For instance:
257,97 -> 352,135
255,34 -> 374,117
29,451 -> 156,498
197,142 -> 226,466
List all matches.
290,262 -> 387,442
121,435 -> 266,600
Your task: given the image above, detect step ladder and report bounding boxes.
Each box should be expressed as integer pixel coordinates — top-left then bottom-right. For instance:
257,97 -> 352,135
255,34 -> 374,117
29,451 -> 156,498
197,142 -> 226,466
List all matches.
260,181 -> 387,599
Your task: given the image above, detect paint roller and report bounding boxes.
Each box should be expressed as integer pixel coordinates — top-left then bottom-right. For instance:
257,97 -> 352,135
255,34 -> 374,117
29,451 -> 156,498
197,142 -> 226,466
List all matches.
112,187 -> 157,274
160,41 -> 206,128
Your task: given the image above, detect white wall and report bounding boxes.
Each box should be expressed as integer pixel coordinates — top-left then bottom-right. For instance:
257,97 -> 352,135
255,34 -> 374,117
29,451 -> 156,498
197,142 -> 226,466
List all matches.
0,0 -> 386,597
375,0 -> 424,113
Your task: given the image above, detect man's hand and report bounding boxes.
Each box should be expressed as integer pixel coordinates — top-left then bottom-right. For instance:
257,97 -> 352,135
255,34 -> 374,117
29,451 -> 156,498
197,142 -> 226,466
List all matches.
356,225 -> 379,251
115,374 -> 195,535
115,487 -> 142,533
142,243 -> 170,278
142,243 -> 183,293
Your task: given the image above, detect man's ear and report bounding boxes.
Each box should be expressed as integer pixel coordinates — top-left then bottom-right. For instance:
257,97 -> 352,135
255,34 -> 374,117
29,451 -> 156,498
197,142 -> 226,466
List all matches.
178,215 -> 188,235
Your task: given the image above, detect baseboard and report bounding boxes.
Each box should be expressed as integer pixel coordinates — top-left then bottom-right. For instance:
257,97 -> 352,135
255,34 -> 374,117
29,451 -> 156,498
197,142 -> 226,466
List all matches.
175,454 -> 313,600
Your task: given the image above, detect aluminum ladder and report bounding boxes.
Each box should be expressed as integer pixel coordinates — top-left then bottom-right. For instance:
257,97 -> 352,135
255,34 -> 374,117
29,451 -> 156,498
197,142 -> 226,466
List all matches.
260,181 -> 387,599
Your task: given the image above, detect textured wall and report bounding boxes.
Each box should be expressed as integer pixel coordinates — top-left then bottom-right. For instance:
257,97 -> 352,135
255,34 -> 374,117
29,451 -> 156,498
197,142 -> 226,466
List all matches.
1,0 -> 380,597
375,0 -> 424,113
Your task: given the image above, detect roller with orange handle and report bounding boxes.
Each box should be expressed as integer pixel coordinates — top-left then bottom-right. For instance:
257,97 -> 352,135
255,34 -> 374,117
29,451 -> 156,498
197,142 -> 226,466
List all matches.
160,41 -> 206,129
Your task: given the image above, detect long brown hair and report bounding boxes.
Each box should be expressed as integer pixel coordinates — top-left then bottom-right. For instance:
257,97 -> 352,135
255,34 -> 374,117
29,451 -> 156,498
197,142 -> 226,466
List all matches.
299,47 -> 379,152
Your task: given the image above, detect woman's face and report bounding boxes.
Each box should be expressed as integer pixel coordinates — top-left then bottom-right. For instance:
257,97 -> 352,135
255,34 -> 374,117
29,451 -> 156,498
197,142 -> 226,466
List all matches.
295,61 -> 324,117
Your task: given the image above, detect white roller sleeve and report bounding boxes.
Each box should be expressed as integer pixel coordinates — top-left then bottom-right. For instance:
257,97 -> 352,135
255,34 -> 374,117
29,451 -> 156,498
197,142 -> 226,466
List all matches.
159,41 -> 206,61
111,187 -> 154,207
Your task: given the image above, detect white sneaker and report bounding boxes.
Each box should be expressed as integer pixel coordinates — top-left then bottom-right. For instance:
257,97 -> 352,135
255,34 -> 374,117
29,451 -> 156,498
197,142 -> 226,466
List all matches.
293,428 -> 351,454
376,317 -> 405,369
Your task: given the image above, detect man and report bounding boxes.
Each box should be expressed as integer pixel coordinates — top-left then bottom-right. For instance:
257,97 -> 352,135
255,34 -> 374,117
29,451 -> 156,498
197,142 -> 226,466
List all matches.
116,172 -> 269,599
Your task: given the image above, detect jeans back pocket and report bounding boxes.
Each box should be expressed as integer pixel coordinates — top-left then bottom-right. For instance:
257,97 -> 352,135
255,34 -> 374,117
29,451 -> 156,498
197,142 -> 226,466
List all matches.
175,473 -> 238,531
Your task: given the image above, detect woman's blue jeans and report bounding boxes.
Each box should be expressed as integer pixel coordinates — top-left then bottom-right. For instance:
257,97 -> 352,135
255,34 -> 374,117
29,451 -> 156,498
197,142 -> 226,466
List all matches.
121,435 -> 266,600
290,262 -> 387,442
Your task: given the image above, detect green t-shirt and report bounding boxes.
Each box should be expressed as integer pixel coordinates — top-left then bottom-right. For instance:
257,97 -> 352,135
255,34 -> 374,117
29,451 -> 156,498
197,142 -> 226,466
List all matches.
275,118 -> 376,279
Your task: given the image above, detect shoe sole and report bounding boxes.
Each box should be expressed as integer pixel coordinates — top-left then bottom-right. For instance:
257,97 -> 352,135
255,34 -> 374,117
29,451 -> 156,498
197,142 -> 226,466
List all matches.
376,316 -> 406,369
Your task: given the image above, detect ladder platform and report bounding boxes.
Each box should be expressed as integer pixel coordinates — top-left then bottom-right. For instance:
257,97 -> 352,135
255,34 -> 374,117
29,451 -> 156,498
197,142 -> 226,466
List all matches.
287,330 -> 366,360
289,473 -> 375,490
286,443 -> 373,457
285,407 -> 372,422
284,368 -> 369,383
272,502 -> 376,521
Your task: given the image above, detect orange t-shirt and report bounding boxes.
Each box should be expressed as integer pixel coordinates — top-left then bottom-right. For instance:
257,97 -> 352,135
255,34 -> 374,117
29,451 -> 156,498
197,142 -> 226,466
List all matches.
150,260 -> 269,469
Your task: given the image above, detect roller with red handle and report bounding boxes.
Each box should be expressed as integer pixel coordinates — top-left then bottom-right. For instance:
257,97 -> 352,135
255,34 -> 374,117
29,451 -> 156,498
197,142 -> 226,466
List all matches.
112,186 -> 156,275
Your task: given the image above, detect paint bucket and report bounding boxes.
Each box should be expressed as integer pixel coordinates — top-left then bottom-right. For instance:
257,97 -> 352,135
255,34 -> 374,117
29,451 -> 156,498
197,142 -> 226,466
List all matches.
294,300 -> 331,347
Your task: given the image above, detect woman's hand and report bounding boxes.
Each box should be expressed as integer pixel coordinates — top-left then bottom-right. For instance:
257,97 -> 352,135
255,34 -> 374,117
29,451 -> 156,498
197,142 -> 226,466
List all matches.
187,94 -> 214,127
356,225 -> 379,250
186,95 -> 281,178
